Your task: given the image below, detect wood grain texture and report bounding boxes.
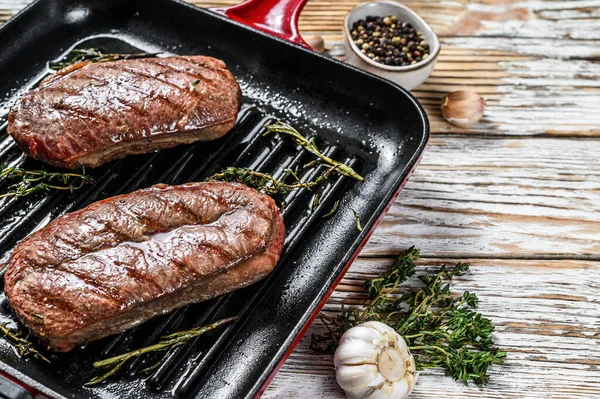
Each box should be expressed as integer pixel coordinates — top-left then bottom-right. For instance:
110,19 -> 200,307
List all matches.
263,257 -> 600,399
2,1 -> 599,137
363,136 -> 600,257
0,1 -> 599,399
193,0 -> 600,39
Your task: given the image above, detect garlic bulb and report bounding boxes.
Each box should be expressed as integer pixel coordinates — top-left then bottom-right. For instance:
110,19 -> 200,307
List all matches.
441,90 -> 486,128
334,321 -> 416,399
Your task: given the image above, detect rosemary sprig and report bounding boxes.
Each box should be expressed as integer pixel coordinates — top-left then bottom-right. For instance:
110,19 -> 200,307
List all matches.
0,165 -> 93,200
310,247 -> 506,387
264,122 -> 364,182
87,316 -> 237,385
208,165 -> 339,195
0,323 -> 50,363
49,48 -> 158,70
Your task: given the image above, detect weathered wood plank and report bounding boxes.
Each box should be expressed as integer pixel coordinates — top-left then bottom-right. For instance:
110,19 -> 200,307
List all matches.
1,3 -> 599,398
362,136 -> 600,257
193,0 -> 600,40
4,0 -> 600,39
2,1 -> 599,136
265,257 -> 600,399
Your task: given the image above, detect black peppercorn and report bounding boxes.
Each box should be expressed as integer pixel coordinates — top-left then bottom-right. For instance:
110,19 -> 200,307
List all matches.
351,15 -> 430,67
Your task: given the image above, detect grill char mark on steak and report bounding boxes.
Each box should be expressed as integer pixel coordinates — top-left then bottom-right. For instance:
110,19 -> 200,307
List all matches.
7,56 -> 241,169
4,182 -> 285,351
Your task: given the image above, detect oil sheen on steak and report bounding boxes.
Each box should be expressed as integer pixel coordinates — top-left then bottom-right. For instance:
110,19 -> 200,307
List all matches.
7,56 -> 241,169
4,182 -> 285,352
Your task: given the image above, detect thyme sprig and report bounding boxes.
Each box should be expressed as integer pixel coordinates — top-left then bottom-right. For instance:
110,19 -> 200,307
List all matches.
0,323 -> 50,363
0,165 -> 93,200
264,122 -> 364,182
208,165 -> 339,195
311,247 -> 506,387
49,48 -> 158,70
87,316 -> 237,385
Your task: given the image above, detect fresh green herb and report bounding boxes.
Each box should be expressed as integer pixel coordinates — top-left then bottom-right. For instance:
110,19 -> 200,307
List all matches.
0,323 -> 50,363
87,316 -> 237,385
0,165 -> 93,201
49,48 -> 158,71
192,79 -> 200,85
208,165 -> 339,195
311,247 -> 506,387
351,209 -> 363,231
322,200 -> 340,219
264,122 -> 364,182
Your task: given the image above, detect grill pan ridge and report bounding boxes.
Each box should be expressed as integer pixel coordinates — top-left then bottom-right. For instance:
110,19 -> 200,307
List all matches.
0,1 -> 429,398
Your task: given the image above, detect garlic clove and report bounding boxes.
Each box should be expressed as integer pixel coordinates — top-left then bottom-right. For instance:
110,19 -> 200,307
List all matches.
346,388 -> 377,399
362,321 -> 396,348
345,374 -> 387,399
340,324 -> 382,346
304,34 -> 325,53
385,379 -> 411,399
362,321 -> 396,339
347,380 -> 409,399
368,383 -> 396,399
337,364 -> 379,391
334,337 -> 379,367
441,90 -> 486,128
338,324 -> 382,350
393,334 -> 410,359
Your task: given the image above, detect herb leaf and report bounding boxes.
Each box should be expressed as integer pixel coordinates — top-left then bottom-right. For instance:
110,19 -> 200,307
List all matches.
0,165 -> 93,201
351,209 -> 363,232
49,48 -> 158,71
207,166 -> 339,195
310,247 -> 506,387
322,200 -> 340,219
0,323 -> 50,363
264,122 -> 364,182
87,317 -> 237,385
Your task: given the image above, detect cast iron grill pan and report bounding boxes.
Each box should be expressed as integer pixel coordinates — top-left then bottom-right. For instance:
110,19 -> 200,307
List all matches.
0,1 -> 429,398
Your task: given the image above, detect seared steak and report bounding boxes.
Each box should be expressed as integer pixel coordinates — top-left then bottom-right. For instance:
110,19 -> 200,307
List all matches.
7,56 -> 241,169
4,181 -> 285,352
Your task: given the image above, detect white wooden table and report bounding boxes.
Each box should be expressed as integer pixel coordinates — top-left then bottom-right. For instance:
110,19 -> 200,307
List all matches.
1,1 -> 599,398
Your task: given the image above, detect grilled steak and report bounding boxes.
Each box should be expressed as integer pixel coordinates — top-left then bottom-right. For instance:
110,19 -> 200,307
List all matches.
4,181 -> 285,352
7,56 -> 241,169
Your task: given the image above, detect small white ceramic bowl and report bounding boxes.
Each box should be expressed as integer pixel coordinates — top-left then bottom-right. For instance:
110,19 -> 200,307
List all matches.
343,1 -> 440,90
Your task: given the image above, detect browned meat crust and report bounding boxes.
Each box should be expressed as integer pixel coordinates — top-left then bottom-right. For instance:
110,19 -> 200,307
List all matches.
4,182 -> 285,352
7,56 -> 241,169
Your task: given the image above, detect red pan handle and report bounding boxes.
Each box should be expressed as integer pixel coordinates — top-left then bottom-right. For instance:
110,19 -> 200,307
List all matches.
210,0 -> 310,48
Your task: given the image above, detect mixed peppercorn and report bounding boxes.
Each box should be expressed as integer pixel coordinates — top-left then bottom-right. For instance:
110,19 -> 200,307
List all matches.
350,15 -> 430,67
